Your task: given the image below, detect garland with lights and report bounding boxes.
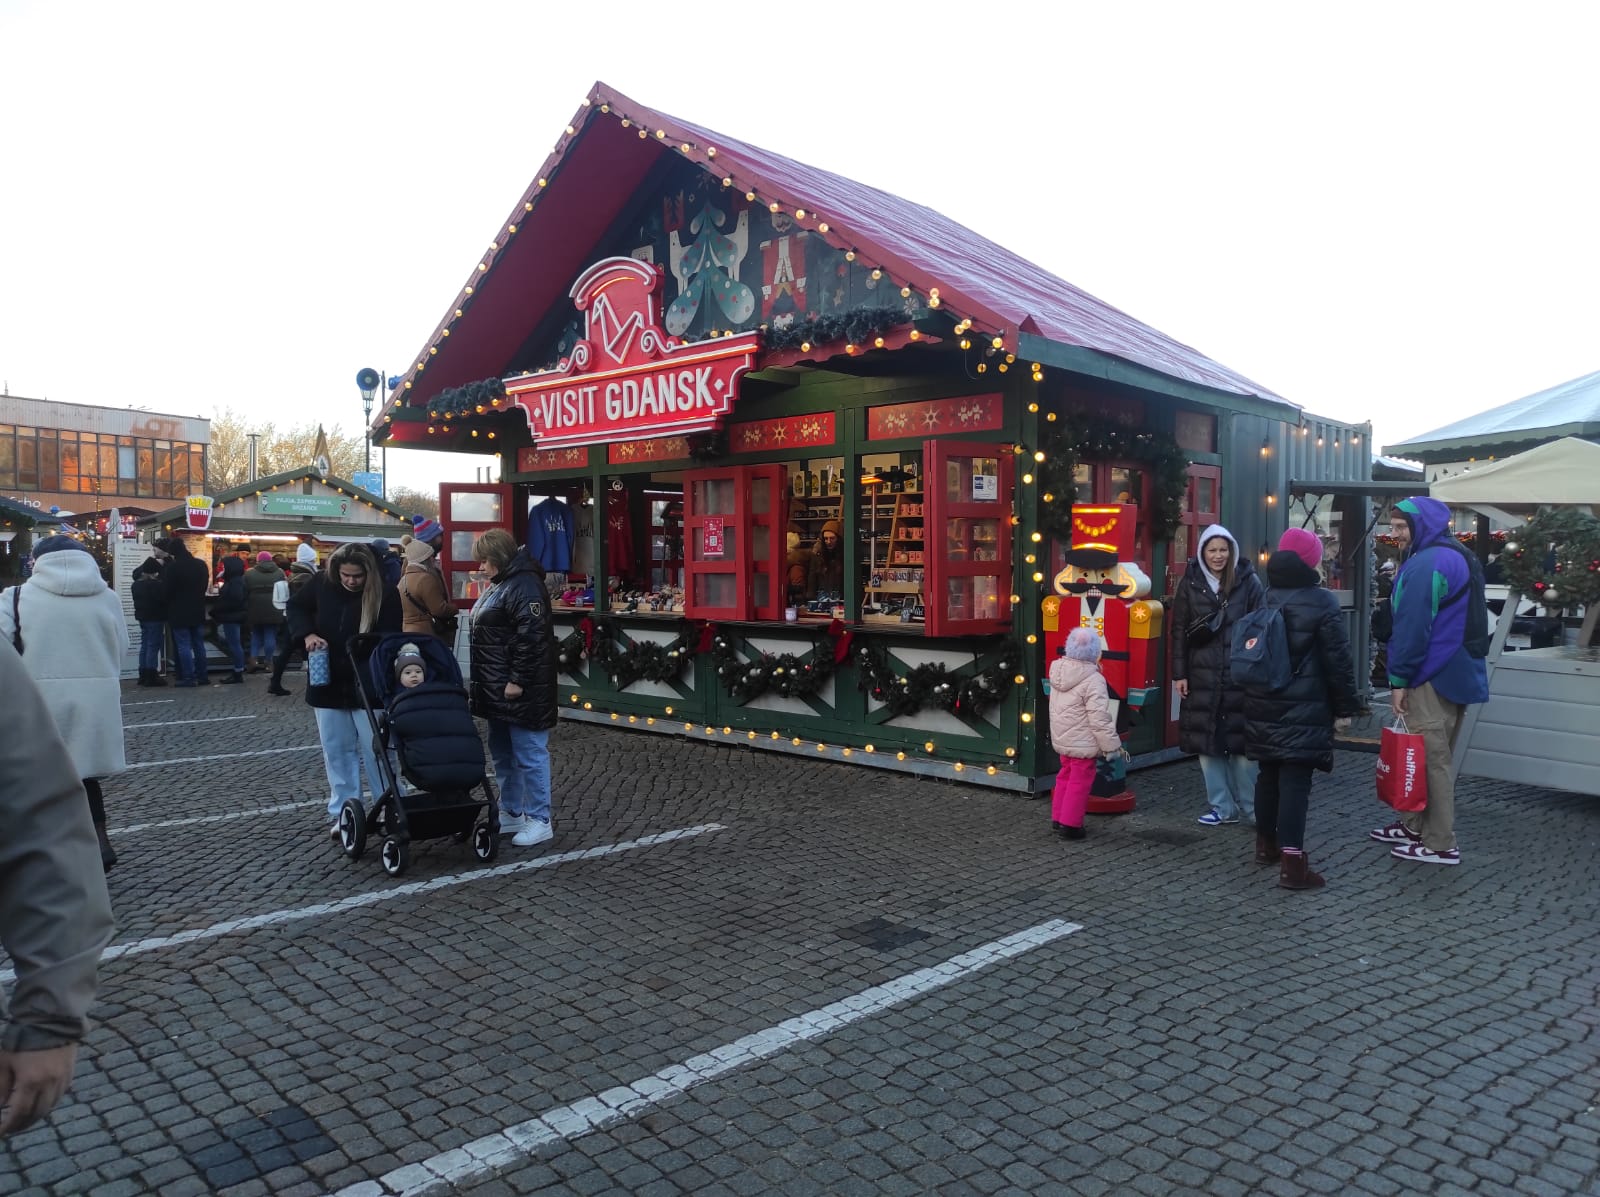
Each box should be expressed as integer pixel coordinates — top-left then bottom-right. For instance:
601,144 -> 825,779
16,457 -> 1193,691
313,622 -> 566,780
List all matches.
854,639 -> 1021,720
589,618 -> 698,689
710,633 -> 836,703
1500,508 -> 1600,610
1036,413 -> 1189,545
433,377 -> 510,419
763,306 -> 912,353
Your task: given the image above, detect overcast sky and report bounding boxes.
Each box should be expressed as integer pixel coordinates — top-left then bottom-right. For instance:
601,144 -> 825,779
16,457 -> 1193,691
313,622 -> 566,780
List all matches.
3,1 -> 1596,493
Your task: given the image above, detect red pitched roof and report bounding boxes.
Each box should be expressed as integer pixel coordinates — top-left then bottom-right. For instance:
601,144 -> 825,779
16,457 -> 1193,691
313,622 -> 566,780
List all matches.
385,82 -> 1291,432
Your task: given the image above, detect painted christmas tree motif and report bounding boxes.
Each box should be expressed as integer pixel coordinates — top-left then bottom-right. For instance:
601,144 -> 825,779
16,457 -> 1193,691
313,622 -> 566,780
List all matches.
666,202 -> 754,336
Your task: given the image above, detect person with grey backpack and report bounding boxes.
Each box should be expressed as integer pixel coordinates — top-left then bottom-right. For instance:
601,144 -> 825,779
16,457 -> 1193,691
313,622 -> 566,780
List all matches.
1240,528 -> 1364,890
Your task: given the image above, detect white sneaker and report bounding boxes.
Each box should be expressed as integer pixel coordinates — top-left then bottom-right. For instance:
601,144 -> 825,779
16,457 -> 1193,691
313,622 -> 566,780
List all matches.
498,811 -> 528,834
512,819 -> 553,848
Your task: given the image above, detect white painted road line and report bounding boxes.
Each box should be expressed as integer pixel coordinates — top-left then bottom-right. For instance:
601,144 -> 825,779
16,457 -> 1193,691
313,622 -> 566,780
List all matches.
125,715 -> 259,729
121,699 -> 176,707
0,824 -> 727,985
125,745 -> 322,769
111,798 -> 327,836
329,918 -> 1084,1197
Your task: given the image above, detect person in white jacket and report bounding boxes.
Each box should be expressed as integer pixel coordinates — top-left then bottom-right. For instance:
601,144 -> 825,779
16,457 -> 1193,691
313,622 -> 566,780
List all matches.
0,536 -> 129,871
1047,627 -> 1125,840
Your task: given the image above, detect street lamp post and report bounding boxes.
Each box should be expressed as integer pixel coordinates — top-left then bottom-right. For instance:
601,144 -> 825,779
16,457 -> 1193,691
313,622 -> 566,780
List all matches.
356,368 -> 381,475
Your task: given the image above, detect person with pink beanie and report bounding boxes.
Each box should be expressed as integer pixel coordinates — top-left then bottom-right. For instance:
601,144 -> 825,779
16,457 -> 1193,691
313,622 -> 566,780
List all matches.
1241,527 -> 1363,890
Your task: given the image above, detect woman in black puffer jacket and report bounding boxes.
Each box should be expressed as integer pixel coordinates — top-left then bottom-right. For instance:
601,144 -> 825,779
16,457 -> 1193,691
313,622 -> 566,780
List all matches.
1170,525 -> 1264,827
1244,528 -> 1363,891
468,528 -> 557,849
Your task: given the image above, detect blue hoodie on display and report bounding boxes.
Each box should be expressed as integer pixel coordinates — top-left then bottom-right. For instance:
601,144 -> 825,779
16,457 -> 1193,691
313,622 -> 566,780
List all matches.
1387,496 -> 1489,705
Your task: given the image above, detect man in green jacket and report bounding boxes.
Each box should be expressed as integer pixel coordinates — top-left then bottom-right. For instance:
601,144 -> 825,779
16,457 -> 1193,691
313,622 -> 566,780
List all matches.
0,636 -> 115,1135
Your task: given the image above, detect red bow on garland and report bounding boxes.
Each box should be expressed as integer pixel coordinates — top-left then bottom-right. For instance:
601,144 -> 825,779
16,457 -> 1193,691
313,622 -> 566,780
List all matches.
827,618 -> 853,664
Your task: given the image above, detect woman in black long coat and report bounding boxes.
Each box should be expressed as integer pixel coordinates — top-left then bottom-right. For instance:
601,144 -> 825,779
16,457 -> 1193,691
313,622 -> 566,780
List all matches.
468,528 -> 558,850
1243,528 -> 1363,891
1171,525 -> 1265,827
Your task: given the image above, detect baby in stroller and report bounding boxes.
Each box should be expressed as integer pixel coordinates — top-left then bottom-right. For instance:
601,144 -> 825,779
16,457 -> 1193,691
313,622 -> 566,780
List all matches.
337,633 -> 500,876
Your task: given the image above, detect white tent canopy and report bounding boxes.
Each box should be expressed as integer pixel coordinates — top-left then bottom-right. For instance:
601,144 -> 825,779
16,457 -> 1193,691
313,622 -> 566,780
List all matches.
1428,436 -> 1600,513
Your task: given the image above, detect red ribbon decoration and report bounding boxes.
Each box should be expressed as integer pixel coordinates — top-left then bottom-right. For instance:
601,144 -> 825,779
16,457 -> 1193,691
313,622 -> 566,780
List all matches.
579,615 -> 595,655
827,618 -> 853,664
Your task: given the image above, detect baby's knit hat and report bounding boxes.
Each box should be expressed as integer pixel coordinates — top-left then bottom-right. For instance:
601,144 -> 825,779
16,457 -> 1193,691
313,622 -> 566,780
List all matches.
394,642 -> 425,680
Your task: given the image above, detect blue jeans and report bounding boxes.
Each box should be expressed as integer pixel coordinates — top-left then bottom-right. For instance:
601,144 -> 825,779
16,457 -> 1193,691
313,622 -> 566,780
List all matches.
250,624 -> 279,660
171,624 -> 209,684
313,706 -> 386,819
486,721 -> 551,823
219,623 -> 246,674
1200,753 -> 1258,821
138,620 -> 164,672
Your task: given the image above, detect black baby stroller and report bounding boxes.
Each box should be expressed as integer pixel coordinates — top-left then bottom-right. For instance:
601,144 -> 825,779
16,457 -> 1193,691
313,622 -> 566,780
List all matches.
339,632 -> 499,877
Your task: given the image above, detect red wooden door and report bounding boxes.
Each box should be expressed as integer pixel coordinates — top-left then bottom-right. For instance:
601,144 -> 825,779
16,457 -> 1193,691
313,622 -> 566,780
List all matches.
439,482 -> 513,608
683,467 -> 750,620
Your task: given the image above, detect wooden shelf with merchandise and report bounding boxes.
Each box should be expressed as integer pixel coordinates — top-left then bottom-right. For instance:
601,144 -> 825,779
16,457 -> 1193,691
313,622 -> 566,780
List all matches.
862,491 -> 925,624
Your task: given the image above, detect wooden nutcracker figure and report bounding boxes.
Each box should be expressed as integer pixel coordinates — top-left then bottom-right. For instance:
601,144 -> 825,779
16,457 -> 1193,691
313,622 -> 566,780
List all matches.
1041,504 -> 1164,812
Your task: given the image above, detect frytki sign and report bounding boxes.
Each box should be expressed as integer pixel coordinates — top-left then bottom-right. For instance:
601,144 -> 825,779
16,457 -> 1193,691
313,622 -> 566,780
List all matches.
505,257 -> 760,450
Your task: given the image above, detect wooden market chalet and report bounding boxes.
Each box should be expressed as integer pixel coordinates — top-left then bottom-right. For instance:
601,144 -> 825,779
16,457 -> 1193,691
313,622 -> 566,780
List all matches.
373,82 -> 1371,792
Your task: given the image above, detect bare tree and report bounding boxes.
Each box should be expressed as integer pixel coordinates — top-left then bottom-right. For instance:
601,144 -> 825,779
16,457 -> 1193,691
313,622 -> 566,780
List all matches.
385,486 -> 440,521
207,408 -> 366,491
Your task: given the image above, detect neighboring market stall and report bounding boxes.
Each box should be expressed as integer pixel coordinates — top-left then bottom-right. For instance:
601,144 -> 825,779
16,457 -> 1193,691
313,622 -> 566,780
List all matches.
1428,437 -> 1600,797
370,82 -> 1369,791
135,466 -> 413,670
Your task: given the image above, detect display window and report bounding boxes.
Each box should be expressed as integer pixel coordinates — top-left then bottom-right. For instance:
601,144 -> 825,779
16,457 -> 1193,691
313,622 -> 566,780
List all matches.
1052,460 -> 1157,581
682,464 -> 786,621
925,440 -> 1014,637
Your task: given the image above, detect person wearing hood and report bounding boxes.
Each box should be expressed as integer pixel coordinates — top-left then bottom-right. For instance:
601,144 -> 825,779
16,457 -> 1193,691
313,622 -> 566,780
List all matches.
1047,627 -> 1125,840
398,536 -> 456,638
1170,524 -> 1266,826
1373,496 -> 1489,867
266,544 -> 319,697
370,539 -> 404,590
784,523 -> 813,607
1243,528 -> 1363,890
806,519 -> 844,601
0,535 -> 129,872
243,551 -> 286,673
211,556 -> 249,684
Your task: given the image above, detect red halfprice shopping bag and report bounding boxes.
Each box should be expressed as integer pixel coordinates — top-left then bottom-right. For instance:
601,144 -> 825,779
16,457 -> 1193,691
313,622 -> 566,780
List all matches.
1375,718 -> 1429,812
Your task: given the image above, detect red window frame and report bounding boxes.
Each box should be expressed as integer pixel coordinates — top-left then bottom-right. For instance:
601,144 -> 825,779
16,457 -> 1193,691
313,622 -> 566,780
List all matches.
924,439 -> 1015,637
439,482 -> 514,607
682,464 -> 786,621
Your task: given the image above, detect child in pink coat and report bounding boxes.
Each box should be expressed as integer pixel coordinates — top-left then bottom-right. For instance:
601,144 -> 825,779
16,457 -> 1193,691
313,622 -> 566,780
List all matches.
1047,627 -> 1125,840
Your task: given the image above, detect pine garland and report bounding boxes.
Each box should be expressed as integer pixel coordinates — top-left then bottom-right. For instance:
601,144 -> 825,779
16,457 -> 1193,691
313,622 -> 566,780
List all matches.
854,640 -> 1021,719
710,633 -> 836,703
763,306 -> 912,353
556,628 -> 586,673
590,618 -> 697,689
1037,413 -> 1189,544
433,376 -> 510,418
1500,508 -> 1600,610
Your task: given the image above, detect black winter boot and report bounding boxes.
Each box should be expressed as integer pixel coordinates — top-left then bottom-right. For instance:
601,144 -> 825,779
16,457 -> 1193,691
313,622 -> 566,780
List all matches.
1278,848 -> 1324,890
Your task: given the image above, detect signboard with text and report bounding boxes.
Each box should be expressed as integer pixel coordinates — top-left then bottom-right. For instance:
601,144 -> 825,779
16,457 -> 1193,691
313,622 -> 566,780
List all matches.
702,516 -> 725,559
185,494 -> 215,531
506,257 -> 760,450
351,471 -> 384,496
260,494 -> 350,517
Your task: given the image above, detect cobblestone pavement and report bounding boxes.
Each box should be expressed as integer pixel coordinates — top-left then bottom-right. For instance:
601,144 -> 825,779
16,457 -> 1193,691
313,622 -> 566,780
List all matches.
3,672 -> 1598,1197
